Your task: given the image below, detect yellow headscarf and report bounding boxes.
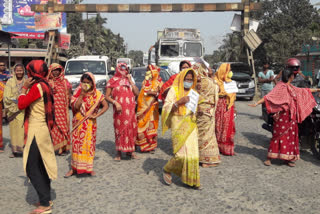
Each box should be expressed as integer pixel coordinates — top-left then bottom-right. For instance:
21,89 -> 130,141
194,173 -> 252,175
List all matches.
172,68 -> 197,115
214,63 -> 236,109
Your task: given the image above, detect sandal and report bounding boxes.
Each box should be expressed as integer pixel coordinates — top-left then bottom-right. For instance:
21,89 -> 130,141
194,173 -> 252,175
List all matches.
264,159 -> 272,166
34,201 -> 53,207
113,156 -> 121,161
29,207 -> 52,214
193,186 -> 203,190
150,150 -> 155,154
162,170 -> 172,185
287,161 -> 296,167
9,153 -> 15,158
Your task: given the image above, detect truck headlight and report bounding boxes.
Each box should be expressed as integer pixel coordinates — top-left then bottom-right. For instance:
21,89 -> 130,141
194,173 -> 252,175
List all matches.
96,79 -> 106,88
248,80 -> 255,88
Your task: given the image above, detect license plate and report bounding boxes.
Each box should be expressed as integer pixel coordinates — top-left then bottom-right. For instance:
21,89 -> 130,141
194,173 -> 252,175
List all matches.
238,89 -> 246,93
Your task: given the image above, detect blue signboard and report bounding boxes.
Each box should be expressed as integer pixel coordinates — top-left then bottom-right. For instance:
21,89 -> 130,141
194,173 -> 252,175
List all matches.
0,0 -> 66,39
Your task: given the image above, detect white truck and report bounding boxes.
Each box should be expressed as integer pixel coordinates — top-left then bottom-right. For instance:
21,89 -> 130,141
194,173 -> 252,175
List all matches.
64,55 -> 111,93
148,28 -> 204,71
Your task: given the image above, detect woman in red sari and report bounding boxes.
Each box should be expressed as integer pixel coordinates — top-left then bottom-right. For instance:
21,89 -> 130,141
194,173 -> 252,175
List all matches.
249,58 -> 319,167
48,63 -> 72,155
106,63 -> 139,161
214,63 -> 236,156
64,72 -> 108,177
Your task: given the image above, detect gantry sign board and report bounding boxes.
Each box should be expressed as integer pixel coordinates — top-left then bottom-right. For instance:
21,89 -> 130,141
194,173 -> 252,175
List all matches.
30,0 -> 261,65
243,30 -> 262,52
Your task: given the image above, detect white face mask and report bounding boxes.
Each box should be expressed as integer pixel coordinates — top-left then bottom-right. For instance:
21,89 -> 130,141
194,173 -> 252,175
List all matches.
184,81 -> 193,89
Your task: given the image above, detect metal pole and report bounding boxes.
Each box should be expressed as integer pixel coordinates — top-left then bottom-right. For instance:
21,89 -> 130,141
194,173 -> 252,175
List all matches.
8,43 -> 11,73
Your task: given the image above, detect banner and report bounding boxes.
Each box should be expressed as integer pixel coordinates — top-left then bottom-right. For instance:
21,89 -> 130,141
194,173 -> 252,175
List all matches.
59,33 -> 70,50
35,13 -> 62,31
0,0 -> 67,39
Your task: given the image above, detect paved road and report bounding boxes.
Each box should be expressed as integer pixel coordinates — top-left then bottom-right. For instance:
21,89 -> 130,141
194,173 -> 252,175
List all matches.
1,101 -> 320,214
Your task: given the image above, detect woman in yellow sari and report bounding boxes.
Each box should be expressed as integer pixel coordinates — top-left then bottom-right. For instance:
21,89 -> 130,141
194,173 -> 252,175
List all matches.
64,72 -> 109,177
4,64 -> 26,157
136,65 -> 163,152
162,68 -> 200,188
193,63 -> 221,167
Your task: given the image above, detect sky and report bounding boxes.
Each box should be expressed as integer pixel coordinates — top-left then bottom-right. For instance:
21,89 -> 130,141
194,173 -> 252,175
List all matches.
82,0 -> 320,54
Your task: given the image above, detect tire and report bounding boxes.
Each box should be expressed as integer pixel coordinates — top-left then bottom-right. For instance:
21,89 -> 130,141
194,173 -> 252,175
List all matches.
310,138 -> 320,160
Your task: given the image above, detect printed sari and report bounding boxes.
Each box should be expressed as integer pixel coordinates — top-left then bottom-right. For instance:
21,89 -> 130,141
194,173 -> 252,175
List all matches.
3,65 -> 26,153
71,72 -> 104,174
0,82 -> 4,150
193,63 -> 221,164
214,63 -> 236,156
162,68 -> 200,187
107,63 -> 137,153
136,65 -> 163,152
48,63 -> 71,153
264,81 -> 316,161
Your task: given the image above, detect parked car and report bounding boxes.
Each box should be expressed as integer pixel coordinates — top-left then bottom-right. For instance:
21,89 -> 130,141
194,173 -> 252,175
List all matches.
216,62 -> 255,100
64,55 -> 111,94
117,58 -> 133,72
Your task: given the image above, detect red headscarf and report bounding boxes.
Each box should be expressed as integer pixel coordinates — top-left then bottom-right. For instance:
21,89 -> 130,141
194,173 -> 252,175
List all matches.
25,60 -> 55,142
106,63 -> 130,89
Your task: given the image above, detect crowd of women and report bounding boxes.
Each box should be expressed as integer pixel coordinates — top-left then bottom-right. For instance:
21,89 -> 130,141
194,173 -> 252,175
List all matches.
0,57 -> 320,213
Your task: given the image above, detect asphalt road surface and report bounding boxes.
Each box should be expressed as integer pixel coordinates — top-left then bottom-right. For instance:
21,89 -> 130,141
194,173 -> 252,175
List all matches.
1,100 -> 320,214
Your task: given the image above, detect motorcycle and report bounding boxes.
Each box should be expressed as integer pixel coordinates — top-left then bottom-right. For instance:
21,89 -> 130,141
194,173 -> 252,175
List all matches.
261,79 -> 320,159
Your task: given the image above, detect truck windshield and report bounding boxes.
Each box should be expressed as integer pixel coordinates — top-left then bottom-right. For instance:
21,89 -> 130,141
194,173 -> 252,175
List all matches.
183,42 -> 202,57
65,61 -> 106,75
160,42 -> 179,57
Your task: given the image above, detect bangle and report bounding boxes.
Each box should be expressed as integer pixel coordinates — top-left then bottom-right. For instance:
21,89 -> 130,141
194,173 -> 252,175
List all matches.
112,100 -> 116,105
22,86 -> 28,90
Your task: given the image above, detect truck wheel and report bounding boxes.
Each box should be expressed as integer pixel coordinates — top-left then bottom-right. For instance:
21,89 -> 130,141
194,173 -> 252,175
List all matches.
311,138 -> 320,160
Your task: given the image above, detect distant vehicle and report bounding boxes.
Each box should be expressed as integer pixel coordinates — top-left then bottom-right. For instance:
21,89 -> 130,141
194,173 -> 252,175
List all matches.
216,62 -> 255,100
116,58 -> 133,71
64,55 -> 111,94
148,28 -> 204,69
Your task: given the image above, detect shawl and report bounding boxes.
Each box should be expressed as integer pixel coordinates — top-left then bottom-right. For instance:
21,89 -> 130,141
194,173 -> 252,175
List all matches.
25,60 -> 55,132
159,60 -> 192,101
106,63 -> 130,89
137,65 -> 163,128
71,72 -> 104,132
214,63 -> 236,109
4,64 -> 26,118
264,81 -> 316,123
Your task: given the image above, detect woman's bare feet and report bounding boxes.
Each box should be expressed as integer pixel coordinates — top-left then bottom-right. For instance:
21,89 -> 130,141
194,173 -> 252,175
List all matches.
90,171 -> 96,176
114,151 -> 121,161
287,161 -> 296,167
201,163 -> 219,168
130,152 -> 139,160
264,159 -> 272,166
64,169 -> 74,178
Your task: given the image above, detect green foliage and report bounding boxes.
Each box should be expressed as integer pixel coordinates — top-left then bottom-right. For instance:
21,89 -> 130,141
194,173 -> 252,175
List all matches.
128,50 -> 144,67
206,0 -> 320,68
66,0 -> 126,64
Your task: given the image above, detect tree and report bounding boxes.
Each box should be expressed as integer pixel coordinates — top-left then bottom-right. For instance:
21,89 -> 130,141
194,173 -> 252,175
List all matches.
128,50 -> 144,67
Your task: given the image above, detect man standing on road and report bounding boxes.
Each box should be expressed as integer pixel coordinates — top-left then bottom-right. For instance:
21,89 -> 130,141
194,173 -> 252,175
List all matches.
258,63 -> 274,120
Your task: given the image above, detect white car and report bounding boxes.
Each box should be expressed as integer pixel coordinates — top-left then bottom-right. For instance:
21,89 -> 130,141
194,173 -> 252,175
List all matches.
64,56 -> 111,94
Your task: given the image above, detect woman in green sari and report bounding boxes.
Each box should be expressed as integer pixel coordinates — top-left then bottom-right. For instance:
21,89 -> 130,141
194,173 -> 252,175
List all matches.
162,68 -> 200,188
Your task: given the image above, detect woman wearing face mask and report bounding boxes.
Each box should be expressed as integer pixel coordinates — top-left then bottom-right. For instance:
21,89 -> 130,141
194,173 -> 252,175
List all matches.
3,64 -> 26,157
161,68 -> 200,189
214,63 -> 237,156
64,72 -> 109,177
106,63 -> 139,161
249,58 -> 320,167
136,65 -> 163,153
48,63 -> 72,156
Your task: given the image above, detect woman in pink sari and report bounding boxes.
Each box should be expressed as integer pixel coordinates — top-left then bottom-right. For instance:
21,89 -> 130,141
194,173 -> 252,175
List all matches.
106,63 -> 139,161
249,58 -> 319,167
